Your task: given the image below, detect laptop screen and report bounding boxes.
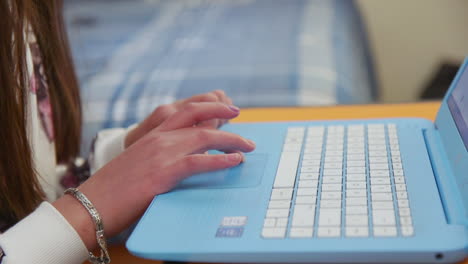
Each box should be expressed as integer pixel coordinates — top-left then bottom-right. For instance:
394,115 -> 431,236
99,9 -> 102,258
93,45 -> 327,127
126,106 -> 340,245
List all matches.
447,65 -> 468,150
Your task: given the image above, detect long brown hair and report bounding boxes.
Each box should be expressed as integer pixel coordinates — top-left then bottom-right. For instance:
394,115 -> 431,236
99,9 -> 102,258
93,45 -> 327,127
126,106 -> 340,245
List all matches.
0,0 -> 82,229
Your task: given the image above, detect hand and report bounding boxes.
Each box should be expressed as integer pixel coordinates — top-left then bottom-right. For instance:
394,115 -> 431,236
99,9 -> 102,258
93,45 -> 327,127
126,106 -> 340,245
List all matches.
125,90 -> 233,148
53,102 -> 255,251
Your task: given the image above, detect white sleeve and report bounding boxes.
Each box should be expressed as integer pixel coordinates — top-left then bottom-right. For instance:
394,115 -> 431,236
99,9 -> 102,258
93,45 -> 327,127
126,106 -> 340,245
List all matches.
0,202 -> 88,264
89,124 -> 137,174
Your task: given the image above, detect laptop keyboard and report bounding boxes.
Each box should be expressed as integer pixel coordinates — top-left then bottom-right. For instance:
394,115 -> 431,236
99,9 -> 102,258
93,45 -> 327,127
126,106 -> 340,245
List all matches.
262,124 -> 414,239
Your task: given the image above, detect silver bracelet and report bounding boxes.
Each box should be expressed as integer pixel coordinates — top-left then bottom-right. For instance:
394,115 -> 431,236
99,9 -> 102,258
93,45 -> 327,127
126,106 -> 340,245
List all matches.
65,188 -> 110,264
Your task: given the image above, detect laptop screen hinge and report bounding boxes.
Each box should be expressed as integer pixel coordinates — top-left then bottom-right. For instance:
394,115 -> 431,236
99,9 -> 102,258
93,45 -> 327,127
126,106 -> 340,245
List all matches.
423,129 -> 468,225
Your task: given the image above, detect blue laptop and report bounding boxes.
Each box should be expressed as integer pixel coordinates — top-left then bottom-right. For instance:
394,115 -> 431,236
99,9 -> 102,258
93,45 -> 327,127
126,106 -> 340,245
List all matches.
127,59 -> 468,263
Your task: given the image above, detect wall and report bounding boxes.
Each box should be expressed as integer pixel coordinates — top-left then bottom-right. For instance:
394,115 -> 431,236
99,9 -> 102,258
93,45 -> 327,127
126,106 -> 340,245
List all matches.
357,0 -> 468,102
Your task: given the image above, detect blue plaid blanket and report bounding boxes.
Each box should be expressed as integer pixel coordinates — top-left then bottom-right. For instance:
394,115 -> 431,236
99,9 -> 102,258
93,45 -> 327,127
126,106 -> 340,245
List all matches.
65,0 -> 377,151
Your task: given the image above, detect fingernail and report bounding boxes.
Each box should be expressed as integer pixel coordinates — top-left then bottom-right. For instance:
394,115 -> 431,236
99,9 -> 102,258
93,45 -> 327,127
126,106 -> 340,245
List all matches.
227,153 -> 241,162
247,139 -> 256,147
228,105 -> 240,113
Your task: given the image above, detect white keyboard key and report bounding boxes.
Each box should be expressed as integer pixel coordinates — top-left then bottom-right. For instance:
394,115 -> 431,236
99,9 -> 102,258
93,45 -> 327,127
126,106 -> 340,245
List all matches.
347,149 -> 365,154
297,188 -> 317,196
262,227 -> 286,238
394,176 -> 406,184
323,176 -> 342,184
368,141 -> 386,147
349,124 -> 365,130
268,200 -> 291,209
346,182 -> 367,189
321,183 -> 342,191
371,185 -> 392,193
346,215 -> 369,226
369,151 -> 387,157
271,188 -> 293,200
298,180 -> 318,188
399,208 -> 411,216
345,227 -> 369,237
264,218 -> 276,227
347,160 -> 366,167
304,148 -> 322,154
300,172 -> 319,180
400,216 -> 413,226
393,169 -> 404,176
325,150 -> 343,157
371,193 -> 393,201
292,204 -> 316,227
347,167 -> 366,174
397,191 -> 408,200
392,156 -> 401,163
325,156 -> 343,163
370,170 -> 390,177
323,169 -> 342,176
398,199 -> 410,208
346,206 -> 368,215
317,227 -> 341,237
369,157 -> 388,163
290,227 -> 314,238
324,163 -> 342,169
301,160 -> 321,166
266,209 -> 290,218
295,196 -> 317,204
391,150 -> 401,157
346,189 -> 367,197
401,226 -> 414,237
326,145 -> 344,151
372,210 -> 396,226
373,226 -> 397,237
346,197 -> 368,206
395,183 -> 407,191
301,166 -> 320,173
347,154 -> 365,161
318,209 -> 341,226
283,144 -> 302,152
370,164 -> 389,170
274,152 -> 300,188
321,192 -> 342,200
372,201 -> 394,210
320,200 -> 342,208
393,163 -> 403,169
368,145 -> 386,151
288,127 -> 305,133
276,218 -> 289,227
347,174 -> 366,182
303,154 -> 322,160
371,178 -> 391,185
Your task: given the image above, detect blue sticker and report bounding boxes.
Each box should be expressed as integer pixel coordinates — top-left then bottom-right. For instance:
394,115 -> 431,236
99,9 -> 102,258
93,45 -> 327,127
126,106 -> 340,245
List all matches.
216,227 -> 244,238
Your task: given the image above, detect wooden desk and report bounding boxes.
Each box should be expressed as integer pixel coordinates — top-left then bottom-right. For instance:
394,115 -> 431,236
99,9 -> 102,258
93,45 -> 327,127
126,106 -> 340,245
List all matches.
106,102 -> 467,264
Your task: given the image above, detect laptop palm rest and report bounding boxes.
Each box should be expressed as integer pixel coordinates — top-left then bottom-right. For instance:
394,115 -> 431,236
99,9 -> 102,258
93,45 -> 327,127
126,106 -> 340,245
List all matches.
176,153 -> 267,189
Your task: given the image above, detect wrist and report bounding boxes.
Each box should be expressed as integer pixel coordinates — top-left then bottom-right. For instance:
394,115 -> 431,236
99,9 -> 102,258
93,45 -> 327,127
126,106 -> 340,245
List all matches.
53,194 -> 97,251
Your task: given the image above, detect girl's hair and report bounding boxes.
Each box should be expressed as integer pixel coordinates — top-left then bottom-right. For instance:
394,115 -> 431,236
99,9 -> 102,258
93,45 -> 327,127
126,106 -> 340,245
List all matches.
0,0 -> 81,228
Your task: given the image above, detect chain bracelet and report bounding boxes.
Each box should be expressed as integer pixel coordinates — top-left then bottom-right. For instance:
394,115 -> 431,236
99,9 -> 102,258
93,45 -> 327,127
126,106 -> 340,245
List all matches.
65,188 -> 110,264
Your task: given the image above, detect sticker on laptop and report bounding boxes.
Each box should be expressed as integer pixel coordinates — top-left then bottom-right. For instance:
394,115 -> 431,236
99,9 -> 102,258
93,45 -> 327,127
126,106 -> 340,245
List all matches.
216,216 -> 247,238
220,216 -> 247,227
216,227 -> 244,238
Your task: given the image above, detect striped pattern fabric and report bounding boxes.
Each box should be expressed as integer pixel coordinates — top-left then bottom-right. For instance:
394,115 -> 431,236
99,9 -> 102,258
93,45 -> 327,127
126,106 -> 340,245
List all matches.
65,0 -> 377,152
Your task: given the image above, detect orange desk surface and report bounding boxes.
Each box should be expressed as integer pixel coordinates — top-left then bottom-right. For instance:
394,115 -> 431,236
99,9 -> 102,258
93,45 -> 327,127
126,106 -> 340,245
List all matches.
103,102 -> 467,264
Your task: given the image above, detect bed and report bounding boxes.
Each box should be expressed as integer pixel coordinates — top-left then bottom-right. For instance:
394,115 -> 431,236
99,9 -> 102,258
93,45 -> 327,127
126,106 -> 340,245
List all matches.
64,0 -> 378,151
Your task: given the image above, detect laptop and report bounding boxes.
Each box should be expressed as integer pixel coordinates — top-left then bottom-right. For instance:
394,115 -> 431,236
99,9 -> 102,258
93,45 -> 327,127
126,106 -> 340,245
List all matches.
127,59 -> 468,263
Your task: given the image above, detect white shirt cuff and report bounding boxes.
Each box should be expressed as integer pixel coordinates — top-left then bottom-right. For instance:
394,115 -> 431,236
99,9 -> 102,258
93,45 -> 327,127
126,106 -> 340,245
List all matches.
90,124 -> 137,174
0,202 -> 88,264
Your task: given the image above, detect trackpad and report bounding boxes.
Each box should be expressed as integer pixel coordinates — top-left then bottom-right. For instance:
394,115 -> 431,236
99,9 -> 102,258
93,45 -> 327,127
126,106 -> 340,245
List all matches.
176,153 -> 267,189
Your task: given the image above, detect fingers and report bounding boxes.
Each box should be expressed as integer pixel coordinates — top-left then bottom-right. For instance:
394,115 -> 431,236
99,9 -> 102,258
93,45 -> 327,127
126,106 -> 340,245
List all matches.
176,153 -> 243,180
158,102 -> 240,131
184,128 -> 255,154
